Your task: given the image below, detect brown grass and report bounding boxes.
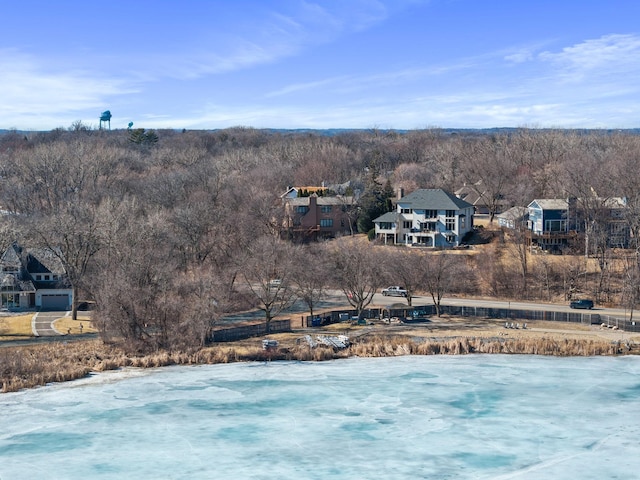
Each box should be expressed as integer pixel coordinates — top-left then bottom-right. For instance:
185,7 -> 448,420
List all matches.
0,314 -> 35,338
53,316 -> 97,334
2,318 -> 636,394
348,334 -> 620,357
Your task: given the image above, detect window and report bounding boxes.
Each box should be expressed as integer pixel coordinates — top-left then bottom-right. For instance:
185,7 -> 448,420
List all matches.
422,222 -> 437,232
403,221 -> 412,229
445,210 -> 456,231
545,219 -> 566,232
445,234 -> 456,243
445,218 -> 455,231
401,208 -> 412,214
460,215 -> 466,229
379,222 -> 393,229
35,274 -> 42,281
320,219 -> 333,227
296,206 -> 309,214
321,205 -> 332,213
425,209 -> 437,218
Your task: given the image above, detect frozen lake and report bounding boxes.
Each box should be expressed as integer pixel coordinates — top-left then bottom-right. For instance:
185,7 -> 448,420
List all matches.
2,355 -> 640,479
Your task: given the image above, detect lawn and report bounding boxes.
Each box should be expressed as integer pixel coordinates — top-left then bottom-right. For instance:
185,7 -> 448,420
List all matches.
53,316 -> 96,335
0,314 -> 35,338
0,313 -> 96,340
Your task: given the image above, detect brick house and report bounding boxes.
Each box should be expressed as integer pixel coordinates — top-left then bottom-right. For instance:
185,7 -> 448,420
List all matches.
282,194 -> 356,241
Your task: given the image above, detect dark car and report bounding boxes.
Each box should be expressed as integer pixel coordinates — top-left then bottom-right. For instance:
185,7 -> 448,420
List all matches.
570,299 -> 594,310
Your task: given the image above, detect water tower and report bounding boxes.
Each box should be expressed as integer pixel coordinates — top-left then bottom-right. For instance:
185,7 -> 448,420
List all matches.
99,110 -> 112,130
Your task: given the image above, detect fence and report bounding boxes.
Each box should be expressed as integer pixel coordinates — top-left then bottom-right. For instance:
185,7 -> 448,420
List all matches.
209,319 -> 291,343
305,304 -> 640,332
304,308 -> 385,327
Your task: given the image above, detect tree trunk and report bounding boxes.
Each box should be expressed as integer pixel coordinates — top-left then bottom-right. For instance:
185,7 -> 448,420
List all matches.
71,285 -> 78,320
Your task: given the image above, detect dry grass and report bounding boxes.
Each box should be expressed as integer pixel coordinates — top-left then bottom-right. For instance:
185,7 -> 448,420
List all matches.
0,314 -> 35,338
0,340 -> 109,393
53,316 -> 97,334
349,334 -> 620,357
2,318 -> 637,394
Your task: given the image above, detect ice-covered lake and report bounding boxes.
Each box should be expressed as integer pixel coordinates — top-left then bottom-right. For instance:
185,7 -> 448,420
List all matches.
2,355 -> 640,479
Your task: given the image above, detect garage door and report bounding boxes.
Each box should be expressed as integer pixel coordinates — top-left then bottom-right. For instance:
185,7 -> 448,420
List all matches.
41,294 -> 70,310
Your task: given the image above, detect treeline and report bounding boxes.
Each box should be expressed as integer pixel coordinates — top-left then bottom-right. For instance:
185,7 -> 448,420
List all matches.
1,126 -> 640,352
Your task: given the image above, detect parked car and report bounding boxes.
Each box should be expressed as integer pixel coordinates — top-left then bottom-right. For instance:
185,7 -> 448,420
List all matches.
570,299 -> 594,309
77,301 -> 96,311
381,286 -> 408,297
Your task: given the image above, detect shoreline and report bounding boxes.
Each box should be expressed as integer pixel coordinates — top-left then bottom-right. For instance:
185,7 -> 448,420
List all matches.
1,318 -> 638,393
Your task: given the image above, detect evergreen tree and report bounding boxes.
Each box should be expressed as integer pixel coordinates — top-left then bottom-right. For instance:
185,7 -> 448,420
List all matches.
128,128 -> 159,146
356,164 -> 394,234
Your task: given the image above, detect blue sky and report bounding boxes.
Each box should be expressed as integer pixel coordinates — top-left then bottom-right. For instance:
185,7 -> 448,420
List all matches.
2,0 -> 639,131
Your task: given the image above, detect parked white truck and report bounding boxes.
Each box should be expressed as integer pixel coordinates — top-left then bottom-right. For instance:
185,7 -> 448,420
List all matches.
381,286 -> 408,297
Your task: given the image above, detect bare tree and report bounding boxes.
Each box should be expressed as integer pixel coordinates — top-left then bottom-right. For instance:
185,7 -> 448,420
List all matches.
380,248 -> 425,306
420,252 -> 458,316
330,238 -> 383,317
562,146 -> 620,303
459,136 -> 519,223
290,245 -> 330,322
91,203 -> 180,351
621,253 -> 640,322
503,225 -> 530,297
0,140 -> 123,319
240,236 -> 299,333
28,204 -> 102,319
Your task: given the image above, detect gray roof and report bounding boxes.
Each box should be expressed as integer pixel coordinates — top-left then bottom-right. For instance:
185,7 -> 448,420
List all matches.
455,182 -> 484,206
399,189 -> 474,210
497,206 -> 528,221
529,199 -> 568,210
25,248 -> 66,275
373,212 -> 403,223
0,244 -> 22,268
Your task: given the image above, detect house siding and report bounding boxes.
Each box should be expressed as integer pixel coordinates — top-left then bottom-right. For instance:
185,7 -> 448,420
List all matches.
0,244 -> 72,310
374,189 -> 474,247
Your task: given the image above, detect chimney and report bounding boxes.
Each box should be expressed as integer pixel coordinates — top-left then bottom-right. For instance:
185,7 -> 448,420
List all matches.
397,187 -> 404,199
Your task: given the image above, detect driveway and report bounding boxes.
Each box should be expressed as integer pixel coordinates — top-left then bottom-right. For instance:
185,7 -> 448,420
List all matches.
32,311 -> 67,336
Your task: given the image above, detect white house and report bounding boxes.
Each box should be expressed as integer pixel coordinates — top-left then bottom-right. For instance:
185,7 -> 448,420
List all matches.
0,244 -> 72,310
374,189 -> 474,247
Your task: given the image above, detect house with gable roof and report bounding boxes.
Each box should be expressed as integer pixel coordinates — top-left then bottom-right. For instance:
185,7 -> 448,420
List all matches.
455,180 -> 509,217
526,197 -> 630,251
497,206 -> 529,229
0,244 -> 72,310
373,189 -> 474,247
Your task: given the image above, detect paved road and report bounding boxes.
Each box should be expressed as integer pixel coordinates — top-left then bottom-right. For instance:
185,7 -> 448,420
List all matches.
9,291 -> 635,343
362,291 -> 631,317
227,289 -> 632,321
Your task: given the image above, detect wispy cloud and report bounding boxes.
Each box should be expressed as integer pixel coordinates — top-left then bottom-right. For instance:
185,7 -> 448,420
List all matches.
0,49 -> 135,126
540,34 -> 640,69
131,1 -> 395,81
266,59 -> 478,98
